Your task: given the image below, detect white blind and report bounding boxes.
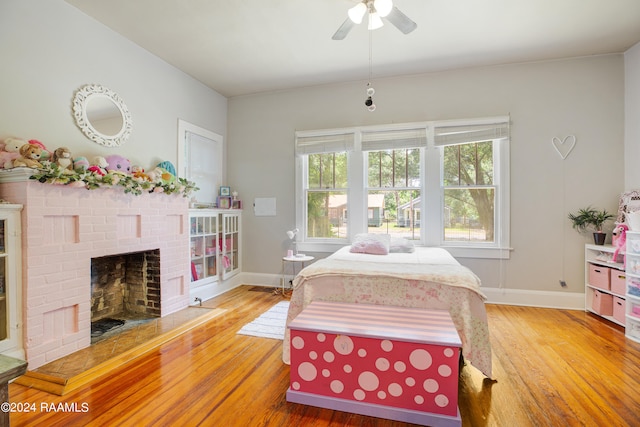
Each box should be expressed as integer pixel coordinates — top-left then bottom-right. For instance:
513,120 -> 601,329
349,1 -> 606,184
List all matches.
361,127 -> 427,151
295,132 -> 355,155
434,120 -> 510,146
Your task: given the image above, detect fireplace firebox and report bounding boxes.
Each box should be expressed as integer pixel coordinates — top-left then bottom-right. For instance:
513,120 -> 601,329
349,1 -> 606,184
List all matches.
91,249 -> 161,323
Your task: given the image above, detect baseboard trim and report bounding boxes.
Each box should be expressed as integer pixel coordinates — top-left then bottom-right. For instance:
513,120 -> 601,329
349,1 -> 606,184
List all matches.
481,287 -> 585,310
237,272 -> 586,310
237,272 -> 281,288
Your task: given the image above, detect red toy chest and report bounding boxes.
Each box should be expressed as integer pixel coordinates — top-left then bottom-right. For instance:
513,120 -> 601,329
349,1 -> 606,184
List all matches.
287,301 -> 462,427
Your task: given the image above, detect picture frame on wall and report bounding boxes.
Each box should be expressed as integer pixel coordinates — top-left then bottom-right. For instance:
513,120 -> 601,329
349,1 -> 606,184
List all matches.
219,186 -> 231,196
217,196 -> 231,209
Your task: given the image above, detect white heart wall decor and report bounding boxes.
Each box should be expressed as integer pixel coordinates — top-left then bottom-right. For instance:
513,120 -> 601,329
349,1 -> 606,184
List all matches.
552,135 -> 576,160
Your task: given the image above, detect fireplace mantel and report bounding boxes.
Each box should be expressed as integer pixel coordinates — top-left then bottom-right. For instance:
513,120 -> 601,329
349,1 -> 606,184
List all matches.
0,179 -> 190,369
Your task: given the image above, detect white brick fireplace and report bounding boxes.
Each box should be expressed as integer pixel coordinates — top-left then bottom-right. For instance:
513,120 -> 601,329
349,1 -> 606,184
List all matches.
0,178 -> 190,369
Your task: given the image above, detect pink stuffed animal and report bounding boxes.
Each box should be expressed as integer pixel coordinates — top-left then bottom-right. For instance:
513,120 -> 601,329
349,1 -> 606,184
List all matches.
612,223 -> 628,265
87,156 -> 108,176
104,154 -> 131,175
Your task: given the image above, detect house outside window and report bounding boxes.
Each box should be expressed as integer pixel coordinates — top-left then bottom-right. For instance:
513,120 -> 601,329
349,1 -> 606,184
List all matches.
366,146 -> 422,240
295,117 -> 510,259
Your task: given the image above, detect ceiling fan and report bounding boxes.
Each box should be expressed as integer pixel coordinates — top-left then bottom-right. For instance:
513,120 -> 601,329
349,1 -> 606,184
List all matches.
332,0 -> 417,40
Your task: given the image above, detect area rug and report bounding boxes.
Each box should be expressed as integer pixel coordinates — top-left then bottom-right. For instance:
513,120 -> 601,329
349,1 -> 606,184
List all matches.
237,301 -> 289,340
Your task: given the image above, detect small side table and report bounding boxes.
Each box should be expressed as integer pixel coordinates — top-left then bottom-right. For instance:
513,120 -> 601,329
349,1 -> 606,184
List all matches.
0,355 -> 27,427
281,255 -> 314,295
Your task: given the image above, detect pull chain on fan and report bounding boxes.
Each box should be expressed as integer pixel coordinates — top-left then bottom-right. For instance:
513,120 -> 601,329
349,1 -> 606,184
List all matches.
365,29 -> 376,112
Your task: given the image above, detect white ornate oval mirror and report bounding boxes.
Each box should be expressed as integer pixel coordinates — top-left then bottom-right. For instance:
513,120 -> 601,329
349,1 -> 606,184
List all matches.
72,84 -> 132,147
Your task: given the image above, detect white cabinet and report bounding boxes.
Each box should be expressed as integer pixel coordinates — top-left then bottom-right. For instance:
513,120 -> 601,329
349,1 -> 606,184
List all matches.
625,232 -> 640,342
190,211 -> 220,286
220,212 -> 241,280
189,209 -> 241,302
0,204 -> 23,358
584,244 -> 625,326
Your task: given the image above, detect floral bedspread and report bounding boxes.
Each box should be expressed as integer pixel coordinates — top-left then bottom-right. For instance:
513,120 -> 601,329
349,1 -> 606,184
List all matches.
282,248 -> 493,379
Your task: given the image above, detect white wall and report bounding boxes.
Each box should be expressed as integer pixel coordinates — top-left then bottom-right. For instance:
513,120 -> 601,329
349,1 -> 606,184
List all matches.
0,0 -> 227,171
625,42 -> 640,189
229,55 -> 625,305
1,0 -> 629,307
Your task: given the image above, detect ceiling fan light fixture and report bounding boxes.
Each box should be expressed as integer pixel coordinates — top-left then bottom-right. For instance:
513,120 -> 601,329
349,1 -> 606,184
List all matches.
368,12 -> 384,30
374,0 -> 393,17
332,0 -> 415,39
348,3 -> 367,24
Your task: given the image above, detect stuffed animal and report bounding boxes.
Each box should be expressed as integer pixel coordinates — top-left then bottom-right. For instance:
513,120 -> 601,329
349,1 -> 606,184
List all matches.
105,154 -> 131,175
88,156 -> 108,176
52,147 -> 73,170
612,223 -> 629,265
131,165 -> 151,182
13,143 -> 43,169
28,139 -> 50,162
148,166 -> 175,185
73,156 -> 89,172
0,137 -> 27,169
156,161 -> 176,177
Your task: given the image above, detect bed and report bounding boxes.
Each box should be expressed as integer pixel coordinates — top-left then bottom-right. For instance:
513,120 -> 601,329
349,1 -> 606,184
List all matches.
282,245 -> 493,379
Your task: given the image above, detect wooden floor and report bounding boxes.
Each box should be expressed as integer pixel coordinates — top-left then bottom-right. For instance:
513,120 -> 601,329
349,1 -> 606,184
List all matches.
9,285 -> 640,426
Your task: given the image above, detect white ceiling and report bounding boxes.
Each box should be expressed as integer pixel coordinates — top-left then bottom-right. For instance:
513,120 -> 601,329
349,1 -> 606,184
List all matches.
65,0 -> 640,98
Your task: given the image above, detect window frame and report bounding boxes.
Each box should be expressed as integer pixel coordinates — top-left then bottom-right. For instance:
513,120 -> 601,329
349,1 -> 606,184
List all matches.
295,117 -> 510,259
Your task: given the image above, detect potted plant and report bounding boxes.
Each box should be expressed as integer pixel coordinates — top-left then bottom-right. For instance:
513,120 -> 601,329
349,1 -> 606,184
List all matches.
568,206 -> 615,245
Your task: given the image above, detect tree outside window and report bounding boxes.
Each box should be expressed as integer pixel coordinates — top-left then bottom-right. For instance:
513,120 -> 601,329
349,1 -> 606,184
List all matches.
306,152 -> 348,238
295,117 -> 509,257
366,148 -> 421,239
443,141 -> 495,242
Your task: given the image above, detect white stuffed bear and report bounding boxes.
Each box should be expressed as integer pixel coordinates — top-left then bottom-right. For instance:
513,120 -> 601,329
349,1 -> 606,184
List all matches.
0,137 -> 27,169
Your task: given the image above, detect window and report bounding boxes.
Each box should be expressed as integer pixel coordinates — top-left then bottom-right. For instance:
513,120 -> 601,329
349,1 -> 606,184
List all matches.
442,141 -> 494,243
307,152 -> 348,239
433,119 -> 510,257
365,148 -> 422,239
295,132 -> 354,245
177,120 -> 223,206
295,117 -> 510,258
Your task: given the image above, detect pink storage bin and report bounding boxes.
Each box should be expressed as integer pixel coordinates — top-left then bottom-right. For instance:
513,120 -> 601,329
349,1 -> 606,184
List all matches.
613,297 -> 626,325
610,271 -> 626,295
588,264 -> 610,290
592,290 -> 613,316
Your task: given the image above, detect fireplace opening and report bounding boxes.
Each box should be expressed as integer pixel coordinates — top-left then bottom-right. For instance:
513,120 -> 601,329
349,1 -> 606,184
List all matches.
91,249 -> 161,343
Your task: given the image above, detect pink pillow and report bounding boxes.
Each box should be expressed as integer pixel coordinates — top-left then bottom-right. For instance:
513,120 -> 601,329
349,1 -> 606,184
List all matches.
350,233 -> 390,255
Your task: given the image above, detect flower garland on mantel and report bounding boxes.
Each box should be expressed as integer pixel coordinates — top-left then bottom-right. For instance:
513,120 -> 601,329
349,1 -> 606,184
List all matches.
28,162 -> 198,197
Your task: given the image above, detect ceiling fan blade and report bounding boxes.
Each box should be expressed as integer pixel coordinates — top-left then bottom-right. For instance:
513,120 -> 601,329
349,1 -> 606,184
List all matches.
332,17 -> 356,40
384,6 -> 417,34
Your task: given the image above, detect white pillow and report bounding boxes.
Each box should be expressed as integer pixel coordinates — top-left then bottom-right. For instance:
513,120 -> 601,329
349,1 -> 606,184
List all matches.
350,233 -> 390,255
389,237 -> 415,253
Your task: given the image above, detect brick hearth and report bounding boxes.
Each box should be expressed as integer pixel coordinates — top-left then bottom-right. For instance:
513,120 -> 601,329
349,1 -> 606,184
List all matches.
0,179 -> 189,369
